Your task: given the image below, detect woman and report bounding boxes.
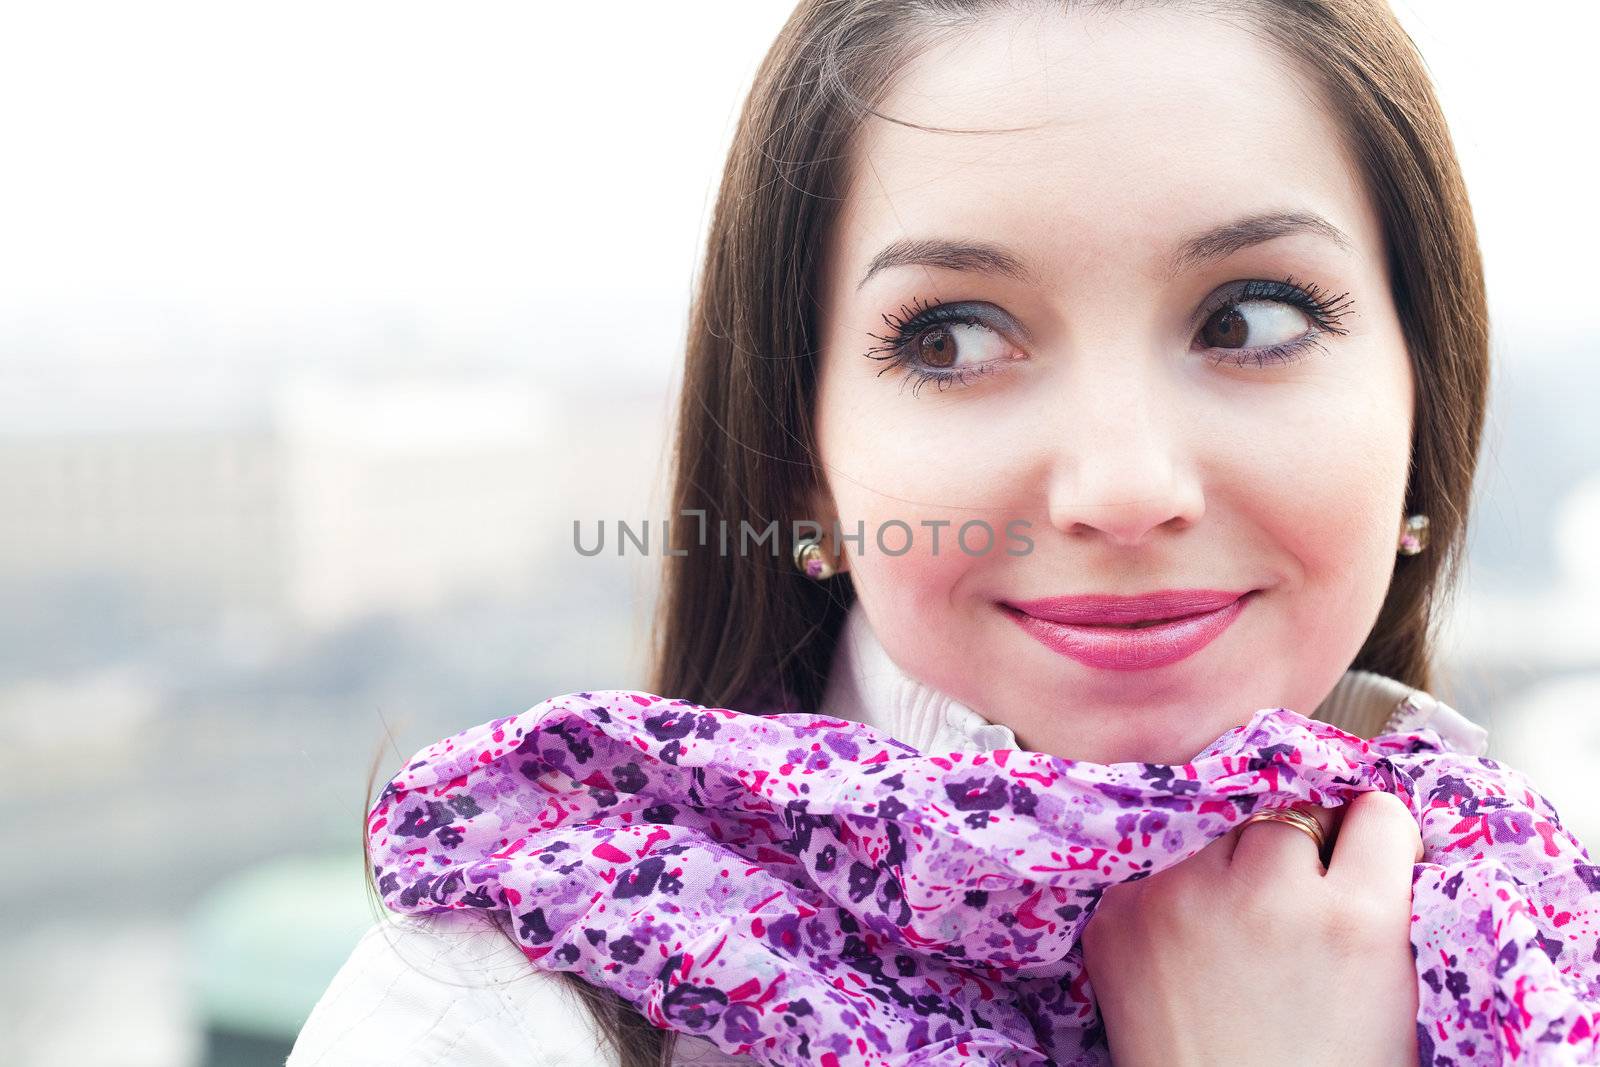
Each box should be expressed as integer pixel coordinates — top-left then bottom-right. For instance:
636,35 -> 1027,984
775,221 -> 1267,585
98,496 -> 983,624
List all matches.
290,1 -> 1598,1065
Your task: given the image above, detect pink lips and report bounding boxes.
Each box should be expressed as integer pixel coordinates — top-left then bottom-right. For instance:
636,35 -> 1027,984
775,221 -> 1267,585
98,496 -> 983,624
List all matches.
1001,589 -> 1255,671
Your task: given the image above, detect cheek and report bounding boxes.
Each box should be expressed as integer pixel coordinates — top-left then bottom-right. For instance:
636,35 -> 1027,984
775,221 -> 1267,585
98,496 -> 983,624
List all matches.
1241,363 -> 1413,623
822,388 -> 1033,512
815,387 -> 1026,665
818,390 -> 1034,555
823,484 -> 991,705
826,470 -> 1004,618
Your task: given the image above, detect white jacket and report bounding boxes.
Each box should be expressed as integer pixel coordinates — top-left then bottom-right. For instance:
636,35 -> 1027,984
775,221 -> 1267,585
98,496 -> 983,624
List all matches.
287,600 -> 1488,1065
286,908 -> 744,1066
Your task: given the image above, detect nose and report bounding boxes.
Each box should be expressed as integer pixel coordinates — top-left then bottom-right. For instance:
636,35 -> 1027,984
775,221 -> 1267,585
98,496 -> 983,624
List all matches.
1042,363 -> 1206,547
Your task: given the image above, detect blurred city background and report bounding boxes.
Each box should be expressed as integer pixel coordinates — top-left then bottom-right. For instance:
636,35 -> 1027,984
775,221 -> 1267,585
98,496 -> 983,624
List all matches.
1,2 -> 1596,1065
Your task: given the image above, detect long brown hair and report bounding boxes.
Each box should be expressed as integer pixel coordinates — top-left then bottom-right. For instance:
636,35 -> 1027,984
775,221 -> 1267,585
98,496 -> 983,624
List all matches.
369,2 -> 1490,1064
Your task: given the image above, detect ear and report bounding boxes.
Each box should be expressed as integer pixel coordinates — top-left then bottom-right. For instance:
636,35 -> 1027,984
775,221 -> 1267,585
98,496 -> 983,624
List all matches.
799,480 -> 851,575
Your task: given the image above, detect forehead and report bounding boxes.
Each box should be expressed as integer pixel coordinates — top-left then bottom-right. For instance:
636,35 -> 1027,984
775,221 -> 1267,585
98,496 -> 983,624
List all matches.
832,7 -> 1376,288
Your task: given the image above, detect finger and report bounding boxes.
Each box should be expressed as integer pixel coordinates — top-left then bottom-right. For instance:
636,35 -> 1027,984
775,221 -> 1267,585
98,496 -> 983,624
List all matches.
1180,818 -> 1243,872
1123,820 -> 1237,891
1229,802 -> 1338,879
1324,789 -> 1423,896
1106,821 -> 1239,904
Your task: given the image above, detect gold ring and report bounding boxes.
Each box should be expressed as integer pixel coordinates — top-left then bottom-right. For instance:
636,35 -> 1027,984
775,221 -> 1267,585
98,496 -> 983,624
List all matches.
1240,806 -> 1327,853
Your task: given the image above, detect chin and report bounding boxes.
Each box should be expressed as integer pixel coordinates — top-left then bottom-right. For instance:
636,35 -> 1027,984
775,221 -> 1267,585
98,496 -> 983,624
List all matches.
1003,665 -> 1260,766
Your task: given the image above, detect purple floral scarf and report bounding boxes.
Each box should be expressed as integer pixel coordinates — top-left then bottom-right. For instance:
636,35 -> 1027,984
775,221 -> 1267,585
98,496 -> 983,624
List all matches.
368,690 -> 1600,1065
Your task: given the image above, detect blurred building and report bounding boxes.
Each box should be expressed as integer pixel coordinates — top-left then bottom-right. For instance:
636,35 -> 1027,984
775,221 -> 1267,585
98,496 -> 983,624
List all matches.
0,398 -> 287,633
0,369 -> 670,646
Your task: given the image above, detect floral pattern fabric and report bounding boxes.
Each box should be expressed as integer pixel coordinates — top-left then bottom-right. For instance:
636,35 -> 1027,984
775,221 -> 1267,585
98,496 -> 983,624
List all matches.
368,690 -> 1600,1065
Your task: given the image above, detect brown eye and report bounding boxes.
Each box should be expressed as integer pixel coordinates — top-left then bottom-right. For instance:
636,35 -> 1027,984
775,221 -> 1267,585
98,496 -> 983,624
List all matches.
862,302 -> 1021,392
917,326 -> 958,368
1200,307 -> 1247,348
1198,299 -> 1309,351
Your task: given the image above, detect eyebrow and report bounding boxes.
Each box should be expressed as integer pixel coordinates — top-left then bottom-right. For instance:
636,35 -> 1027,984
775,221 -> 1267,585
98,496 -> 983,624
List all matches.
856,237 -> 1034,292
1165,210 -> 1354,277
854,210 -> 1354,291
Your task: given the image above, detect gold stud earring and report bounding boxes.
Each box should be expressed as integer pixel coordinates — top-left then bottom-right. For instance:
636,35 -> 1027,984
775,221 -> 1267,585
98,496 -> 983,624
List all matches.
793,534 -> 837,580
1398,513 -> 1429,556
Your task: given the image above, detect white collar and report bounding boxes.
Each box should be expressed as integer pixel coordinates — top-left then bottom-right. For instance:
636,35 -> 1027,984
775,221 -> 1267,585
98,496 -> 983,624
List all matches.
817,598 -> 1489,757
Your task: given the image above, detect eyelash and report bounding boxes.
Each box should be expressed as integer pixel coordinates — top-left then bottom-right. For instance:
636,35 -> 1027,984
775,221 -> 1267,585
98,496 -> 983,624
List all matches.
863,276 -> 1357,397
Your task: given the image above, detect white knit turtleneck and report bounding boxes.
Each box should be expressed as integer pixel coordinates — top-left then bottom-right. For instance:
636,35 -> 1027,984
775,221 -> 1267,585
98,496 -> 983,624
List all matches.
817,599 -> 1489,758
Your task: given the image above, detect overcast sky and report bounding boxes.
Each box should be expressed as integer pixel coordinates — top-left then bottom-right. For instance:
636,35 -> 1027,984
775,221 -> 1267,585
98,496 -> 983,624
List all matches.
0,1 -> 1593,379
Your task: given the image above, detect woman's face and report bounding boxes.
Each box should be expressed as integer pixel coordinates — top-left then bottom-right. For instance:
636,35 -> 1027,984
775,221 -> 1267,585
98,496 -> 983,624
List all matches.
811,6 -> 1415,765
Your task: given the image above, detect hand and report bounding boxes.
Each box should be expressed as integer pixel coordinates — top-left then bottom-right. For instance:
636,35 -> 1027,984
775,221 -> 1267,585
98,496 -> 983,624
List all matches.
1079,790 -> 1423,1067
